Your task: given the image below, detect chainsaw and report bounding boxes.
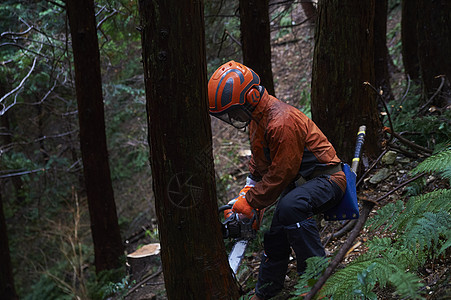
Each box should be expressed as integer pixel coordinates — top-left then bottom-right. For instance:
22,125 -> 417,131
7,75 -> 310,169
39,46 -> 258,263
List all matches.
219,204 -> 260,274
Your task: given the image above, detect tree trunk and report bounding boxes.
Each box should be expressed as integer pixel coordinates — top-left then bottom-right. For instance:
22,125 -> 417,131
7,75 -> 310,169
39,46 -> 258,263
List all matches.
311,0 -> 382,163
240,0 -> 276,96
66,0 -> 124,274
138,0 -> 240,299
416,0 -> 451,107
374,0 -> 393,101
401,0 -> 420,83
0,191 -> 18,300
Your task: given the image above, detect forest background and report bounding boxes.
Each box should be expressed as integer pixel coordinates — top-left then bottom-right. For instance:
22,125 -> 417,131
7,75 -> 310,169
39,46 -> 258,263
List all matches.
1,0 -> 450,299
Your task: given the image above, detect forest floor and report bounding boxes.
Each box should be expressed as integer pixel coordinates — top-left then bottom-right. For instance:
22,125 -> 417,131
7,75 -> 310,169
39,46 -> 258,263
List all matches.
117,5 -> 450,300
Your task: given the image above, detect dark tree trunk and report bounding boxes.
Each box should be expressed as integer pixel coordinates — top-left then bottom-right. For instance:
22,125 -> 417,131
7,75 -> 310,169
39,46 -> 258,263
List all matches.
0,191 -> 18,300
0,81 -> 26,204
374,0 -> 393,101
240,0 -> 275,96
416,0 -> 451,106
401,0 -> 420,83
138,0 -> 240,299
66,0 -> 124,274
311,0 -> 382,163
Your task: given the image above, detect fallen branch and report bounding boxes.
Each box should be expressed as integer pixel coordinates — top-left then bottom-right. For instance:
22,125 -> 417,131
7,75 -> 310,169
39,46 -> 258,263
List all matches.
356,148 -> 388,188
322,219 -> 357,247
306,172 -> 426,299
126,267 -> 163,296
305,201 -> 375,300
391,131 -> 433,155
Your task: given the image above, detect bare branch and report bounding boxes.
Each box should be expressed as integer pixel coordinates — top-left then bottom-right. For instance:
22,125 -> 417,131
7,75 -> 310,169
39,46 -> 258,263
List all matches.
1,26 -> 34,38
0,43 -> 48,58
224,30 -> 241,47
418,75 -> 446,114
0,168 -> 46,179
97,9 -> 118,29
0,56 -> 38,115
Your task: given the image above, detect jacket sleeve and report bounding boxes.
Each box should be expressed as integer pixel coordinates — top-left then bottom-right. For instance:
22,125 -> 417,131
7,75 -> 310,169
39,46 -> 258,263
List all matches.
246,116 -> 307,208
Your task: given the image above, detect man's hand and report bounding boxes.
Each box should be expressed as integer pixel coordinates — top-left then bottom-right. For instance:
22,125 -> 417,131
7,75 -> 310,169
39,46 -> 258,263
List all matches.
232,185 -> 254,219
223,199 -> 236,219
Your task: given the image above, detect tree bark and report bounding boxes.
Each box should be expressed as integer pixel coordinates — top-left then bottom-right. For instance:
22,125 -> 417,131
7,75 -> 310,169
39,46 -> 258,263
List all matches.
0,191 -> 18,300
374,0 -> 393,101
401,0 -> 420,83
66,0 -> 124,274
311,0 -> 382,163
138,0 -> 240,299
416,0 -> 451,106
240,0 -> 276,96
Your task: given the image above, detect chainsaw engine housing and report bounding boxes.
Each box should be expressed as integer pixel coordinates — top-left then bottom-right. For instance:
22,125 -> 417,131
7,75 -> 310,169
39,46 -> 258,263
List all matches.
222,213 -> 256,239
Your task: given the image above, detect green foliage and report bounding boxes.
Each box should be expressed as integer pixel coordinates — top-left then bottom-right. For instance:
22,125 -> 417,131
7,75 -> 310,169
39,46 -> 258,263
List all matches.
23,272 -> 73,300
88,267 -> 128,300
295,150 -> 451,299
274,7 -> 293,39
352,263 -> 378,300
291,256 -> 329,298
387,22 -> 402,68
411,148 -> 451,182
204,0 -> 241,64
297,88 -> 311,118
388,88 -> 451,148
103,276 -> 135,300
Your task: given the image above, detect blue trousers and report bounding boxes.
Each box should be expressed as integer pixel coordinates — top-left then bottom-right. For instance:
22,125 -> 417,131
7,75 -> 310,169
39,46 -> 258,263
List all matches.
255,175 -> 344,299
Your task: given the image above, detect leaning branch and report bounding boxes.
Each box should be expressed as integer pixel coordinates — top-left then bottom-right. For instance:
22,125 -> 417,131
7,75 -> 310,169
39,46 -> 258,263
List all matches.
0,57 -> 38,115
304,201 -> 375,300
365,81 -> 433,156
305,172 -> 426,299
418,75 -> 446,114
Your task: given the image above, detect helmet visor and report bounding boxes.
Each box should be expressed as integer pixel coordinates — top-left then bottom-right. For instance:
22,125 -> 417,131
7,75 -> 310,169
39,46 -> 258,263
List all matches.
212,107 -> 251,129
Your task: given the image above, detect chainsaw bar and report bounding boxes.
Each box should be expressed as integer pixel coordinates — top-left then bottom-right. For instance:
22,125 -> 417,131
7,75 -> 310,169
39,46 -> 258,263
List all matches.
228,239 -> 249,274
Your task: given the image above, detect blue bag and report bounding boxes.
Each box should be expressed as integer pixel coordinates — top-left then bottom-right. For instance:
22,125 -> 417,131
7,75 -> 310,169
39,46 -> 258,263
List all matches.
323,163 -> 359,221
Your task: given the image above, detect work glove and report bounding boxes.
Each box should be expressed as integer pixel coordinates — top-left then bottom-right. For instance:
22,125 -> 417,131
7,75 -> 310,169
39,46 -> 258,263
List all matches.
223,176 -> 256,219
232,188 -> 253,219
223,199 -> 236,219
231,176 -> 256,219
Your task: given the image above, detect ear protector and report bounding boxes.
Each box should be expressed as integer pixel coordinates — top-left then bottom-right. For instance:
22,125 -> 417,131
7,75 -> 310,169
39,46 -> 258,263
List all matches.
245,86 -> 262,105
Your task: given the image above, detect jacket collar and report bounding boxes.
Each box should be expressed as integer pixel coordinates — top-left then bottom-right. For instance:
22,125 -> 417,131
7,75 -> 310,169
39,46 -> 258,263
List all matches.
251,89 -> 271,124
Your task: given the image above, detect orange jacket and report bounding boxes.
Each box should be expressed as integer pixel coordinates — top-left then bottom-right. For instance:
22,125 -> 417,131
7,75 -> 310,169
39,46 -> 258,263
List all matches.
245,90 -> 346,209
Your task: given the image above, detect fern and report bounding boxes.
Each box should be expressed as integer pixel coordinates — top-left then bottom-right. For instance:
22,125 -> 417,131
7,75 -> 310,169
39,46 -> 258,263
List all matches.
438,228 -> 451,255
290,256 -> 329,298
368,189 -> 451,234
411,148 -> 451,184
388,271 -> 423,300
404,211 -> 451,252
352,263 -> 378,300
319,261 -> 374,298
304,150 -> 451,299
411,149 -> 451,175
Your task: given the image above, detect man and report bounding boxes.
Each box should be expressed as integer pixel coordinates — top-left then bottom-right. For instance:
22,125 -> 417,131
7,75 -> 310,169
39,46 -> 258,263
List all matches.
208,60 -> 346,299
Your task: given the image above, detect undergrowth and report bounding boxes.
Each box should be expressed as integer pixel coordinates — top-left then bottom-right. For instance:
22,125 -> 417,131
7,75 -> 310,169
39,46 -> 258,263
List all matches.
292,148 -> 451,299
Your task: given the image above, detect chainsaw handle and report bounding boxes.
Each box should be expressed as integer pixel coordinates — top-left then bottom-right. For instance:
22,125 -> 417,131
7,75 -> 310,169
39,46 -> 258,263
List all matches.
218,204 -> 233,213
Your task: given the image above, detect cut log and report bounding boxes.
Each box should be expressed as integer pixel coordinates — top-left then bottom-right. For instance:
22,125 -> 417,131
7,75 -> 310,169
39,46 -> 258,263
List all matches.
127,243 -> 161,282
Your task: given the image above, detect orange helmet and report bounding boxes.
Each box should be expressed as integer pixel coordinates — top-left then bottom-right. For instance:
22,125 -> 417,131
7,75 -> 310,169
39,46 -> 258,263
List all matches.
208,60 -> 261,116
